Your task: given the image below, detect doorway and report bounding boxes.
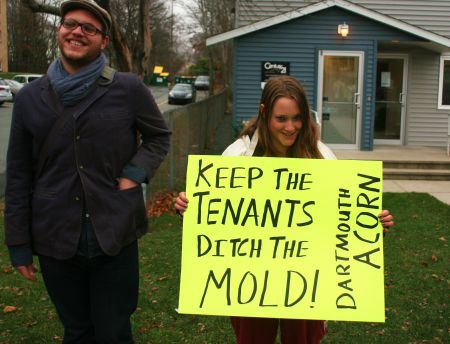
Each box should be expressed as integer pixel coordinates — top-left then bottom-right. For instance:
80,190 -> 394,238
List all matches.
374,54 -> 408,144
317,51 -> 364,149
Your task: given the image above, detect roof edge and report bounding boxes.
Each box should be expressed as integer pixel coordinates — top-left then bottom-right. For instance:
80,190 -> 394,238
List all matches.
206,0 -> 450,48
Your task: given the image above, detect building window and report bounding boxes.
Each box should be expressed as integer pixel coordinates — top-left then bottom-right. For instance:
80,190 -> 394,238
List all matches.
438,56 -> 450,109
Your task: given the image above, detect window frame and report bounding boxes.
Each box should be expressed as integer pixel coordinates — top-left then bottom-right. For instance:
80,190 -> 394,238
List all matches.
438,55 -> 450,110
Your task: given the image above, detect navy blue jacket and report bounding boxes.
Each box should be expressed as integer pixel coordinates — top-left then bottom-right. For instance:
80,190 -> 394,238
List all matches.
5,72 -> 170,259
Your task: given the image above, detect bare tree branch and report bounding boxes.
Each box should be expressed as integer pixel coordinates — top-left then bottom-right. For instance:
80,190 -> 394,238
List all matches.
21,0 -> 59,16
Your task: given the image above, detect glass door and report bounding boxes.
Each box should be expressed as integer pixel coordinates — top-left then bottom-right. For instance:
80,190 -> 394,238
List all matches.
374,55 -> 407,144
317,51 -> 364,149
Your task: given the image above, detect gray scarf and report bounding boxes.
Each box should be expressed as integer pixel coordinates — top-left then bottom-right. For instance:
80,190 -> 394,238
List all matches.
47,53 -> 106,106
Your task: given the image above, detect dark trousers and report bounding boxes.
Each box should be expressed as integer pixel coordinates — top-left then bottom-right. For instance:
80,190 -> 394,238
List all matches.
38,241 -> 139,344
230,316 -> 326,344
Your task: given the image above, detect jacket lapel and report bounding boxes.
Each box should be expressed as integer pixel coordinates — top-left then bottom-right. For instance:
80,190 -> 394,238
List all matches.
40,77 -> 110,120
72,84 -> 109,120
40,78 -> 62,116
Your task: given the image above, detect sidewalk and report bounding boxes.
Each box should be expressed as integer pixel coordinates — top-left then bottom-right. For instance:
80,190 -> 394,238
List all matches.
334,147 -> 450,205
209,114 -> 450,205
382,179 -> 450,205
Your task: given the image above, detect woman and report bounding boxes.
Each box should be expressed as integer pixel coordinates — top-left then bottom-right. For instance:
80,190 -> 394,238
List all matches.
175,76 -> 394,344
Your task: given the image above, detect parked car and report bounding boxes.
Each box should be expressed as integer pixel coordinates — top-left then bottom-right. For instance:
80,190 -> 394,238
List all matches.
12,74 -> 43,84
194,75 -> 210,90
168,83 -> 196,105
0,79 -> 13,105
4,79 -> 24,100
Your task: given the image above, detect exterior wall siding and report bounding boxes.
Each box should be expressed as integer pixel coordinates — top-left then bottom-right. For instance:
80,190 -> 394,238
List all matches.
233,7 -> 423,149
357,1 -> 450,38
237,0 -> 310,26
406,50 -> 449,146
236,0 -> 319,27
237,0 -> 450,39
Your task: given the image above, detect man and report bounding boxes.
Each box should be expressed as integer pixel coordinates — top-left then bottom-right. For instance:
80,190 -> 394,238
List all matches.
4,0 -> 170,342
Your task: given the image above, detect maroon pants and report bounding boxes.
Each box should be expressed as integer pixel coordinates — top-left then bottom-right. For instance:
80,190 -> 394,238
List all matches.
230,316 -> 326,344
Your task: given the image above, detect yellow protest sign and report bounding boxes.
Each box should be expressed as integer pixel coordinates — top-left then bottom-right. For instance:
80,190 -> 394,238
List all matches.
178,155 -> 385,322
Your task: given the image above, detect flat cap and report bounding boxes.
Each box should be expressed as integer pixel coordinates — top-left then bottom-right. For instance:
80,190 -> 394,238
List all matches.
61,0 -> 112,34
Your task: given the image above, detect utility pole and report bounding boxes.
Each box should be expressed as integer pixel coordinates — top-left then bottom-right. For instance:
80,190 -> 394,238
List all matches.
0,0 -> 8,72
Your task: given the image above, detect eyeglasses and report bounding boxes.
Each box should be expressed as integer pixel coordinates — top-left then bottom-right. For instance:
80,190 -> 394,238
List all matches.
60,18 -> 106,36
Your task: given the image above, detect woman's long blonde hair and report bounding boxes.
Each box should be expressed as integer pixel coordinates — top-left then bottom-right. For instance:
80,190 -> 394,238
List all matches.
241,76 -> 323,158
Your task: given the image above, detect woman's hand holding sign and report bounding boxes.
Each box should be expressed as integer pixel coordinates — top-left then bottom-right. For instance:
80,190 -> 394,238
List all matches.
379,209 -> 394,233
174,191 -> 188,216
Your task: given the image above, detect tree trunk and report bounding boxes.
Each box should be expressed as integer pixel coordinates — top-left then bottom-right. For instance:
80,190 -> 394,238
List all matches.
136,0 -> 151,75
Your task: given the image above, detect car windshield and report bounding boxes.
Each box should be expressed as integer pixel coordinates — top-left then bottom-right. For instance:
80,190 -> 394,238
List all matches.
196,76 -> 208,82
6,80 -> 22,87
173,84 -> 192,91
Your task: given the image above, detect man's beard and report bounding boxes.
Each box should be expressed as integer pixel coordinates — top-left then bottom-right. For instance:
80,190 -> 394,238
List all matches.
59,42 -> 102,70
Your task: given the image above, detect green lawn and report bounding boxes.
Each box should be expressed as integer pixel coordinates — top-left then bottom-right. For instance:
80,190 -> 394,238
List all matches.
0,193 -> 449,343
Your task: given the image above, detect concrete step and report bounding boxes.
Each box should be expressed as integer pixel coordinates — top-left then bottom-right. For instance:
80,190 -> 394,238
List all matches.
335,146 -> 450,181
383,160 -> 450,170
384,168 -> 450,181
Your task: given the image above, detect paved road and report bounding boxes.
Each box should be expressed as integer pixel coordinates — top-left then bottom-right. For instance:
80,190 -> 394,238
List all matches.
151,85 -> 208,112
0,103 -> 13,194
0,104 -> 12,159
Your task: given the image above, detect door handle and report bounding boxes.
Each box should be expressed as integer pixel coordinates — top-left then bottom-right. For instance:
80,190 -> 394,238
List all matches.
354,93 -> 360,106
399,92 -> 405,104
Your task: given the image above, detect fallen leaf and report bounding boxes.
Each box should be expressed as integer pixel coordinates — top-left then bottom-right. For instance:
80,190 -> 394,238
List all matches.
47,311 -> 55,320
197,323 -> 206,334
26,320 -> 38,327
431,273 -> 444,281
431,255 -> 438,262
401,321 -> 410,331
2,267 -> 13,274
146,191 -> 178,217
3,306 -> 17,313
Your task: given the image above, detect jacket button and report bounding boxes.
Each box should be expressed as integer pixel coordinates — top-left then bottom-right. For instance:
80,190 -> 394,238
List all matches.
75,196 -> 80,201
79,165 -> 84,169
76,135 -> 80,140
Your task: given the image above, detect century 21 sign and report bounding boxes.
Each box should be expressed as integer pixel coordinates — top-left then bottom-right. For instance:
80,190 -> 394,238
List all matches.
261,61 -> 290,88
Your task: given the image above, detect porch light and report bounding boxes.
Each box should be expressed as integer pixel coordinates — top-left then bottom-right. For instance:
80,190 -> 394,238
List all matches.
338,22 -> 349,37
